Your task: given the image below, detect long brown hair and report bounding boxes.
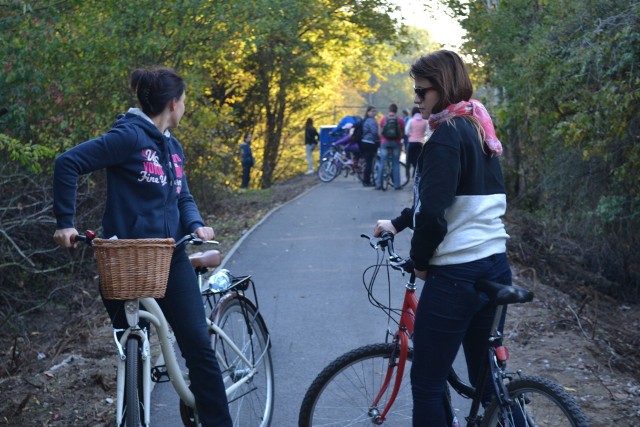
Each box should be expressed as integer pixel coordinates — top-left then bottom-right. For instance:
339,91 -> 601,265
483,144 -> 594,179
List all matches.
410,50 -> 483,145
410,50 -> 473,115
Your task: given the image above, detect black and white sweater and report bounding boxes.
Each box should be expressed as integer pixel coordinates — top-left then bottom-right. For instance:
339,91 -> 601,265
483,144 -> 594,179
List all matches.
391,117 -> 509,270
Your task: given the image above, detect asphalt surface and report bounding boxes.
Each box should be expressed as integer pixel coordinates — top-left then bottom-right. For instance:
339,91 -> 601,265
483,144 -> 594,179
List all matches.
152,175 -> 469,425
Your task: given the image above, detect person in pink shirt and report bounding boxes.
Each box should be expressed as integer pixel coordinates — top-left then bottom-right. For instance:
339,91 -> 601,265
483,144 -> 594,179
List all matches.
405,106 -> 428,180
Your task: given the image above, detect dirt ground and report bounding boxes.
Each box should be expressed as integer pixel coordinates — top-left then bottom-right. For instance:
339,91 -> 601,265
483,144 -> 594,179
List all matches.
1,174 -> 639,426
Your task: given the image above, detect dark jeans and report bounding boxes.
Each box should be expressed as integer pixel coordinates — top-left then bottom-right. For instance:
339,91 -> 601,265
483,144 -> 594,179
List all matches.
411,253 -> 511,426
102,248 -> 233,427
241,164 -> 252,188
360,142 -> 377,185
406,142 -> 422,180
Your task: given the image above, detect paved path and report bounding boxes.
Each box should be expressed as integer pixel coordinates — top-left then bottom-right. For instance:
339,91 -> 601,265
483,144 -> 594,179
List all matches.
153,176 -> 469,425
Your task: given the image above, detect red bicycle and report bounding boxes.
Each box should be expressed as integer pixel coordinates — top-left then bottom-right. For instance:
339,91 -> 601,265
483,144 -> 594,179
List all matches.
298,232 -> 589,426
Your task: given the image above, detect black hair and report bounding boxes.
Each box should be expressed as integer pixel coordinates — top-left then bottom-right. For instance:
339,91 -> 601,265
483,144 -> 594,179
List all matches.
130,67 -> 186,117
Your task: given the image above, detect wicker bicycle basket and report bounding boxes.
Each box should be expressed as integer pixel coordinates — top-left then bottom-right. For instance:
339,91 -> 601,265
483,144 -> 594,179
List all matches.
92,238 -> 176,300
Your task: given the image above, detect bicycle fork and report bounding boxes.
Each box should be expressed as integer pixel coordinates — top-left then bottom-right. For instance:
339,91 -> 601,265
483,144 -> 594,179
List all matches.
369,331 -> 410,425
115,299 -> 152,427
369,276 -> 418,424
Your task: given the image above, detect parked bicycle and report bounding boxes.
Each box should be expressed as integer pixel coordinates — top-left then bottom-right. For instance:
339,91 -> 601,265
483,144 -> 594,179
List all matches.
298,232 -> 589,426
374,146 -> 410,190
317,145 -> 366,183
77,232 -> 274,427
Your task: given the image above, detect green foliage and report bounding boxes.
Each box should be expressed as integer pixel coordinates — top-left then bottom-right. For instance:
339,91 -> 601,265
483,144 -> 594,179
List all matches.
0,0 -> 408,294
443,0 -> 640,298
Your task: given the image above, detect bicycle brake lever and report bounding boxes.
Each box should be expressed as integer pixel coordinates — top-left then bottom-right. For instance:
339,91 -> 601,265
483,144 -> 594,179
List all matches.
390,257 -> 414,273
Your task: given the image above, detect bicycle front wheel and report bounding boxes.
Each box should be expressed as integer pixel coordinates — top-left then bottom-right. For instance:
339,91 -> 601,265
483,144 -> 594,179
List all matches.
124,336 -> 142,427
481,375 -> 590,427
318,159 -> 338,182
211,296 -> 274,427
298,343 -> 413,426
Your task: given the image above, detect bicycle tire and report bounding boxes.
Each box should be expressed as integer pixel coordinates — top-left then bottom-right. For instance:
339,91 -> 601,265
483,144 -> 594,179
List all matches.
373,157 -> 381,188
355,157 -> 366,182
318,159 -> 339,182
481,375 -> 590,427
398,160 -> 409,188
298,343 -> 413,426
124,336 -> 142,427
384,160 -> 409,189
381,161 -> 390,191
211,295 -> 274,427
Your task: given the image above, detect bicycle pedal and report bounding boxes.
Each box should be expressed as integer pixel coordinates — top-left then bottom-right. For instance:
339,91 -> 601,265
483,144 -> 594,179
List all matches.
151,365 -> 171,383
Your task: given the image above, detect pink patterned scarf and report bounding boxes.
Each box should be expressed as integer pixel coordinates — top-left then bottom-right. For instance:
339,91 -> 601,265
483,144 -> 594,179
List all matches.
428,100 -> 503,156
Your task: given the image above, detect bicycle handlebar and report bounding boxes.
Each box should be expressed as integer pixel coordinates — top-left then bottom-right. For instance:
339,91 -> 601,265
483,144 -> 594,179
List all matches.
361,232 -> 414,273
74,231 -> 219,250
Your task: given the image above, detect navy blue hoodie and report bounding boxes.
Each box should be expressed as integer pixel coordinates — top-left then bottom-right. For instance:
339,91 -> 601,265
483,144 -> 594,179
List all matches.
53,108 -> 204,240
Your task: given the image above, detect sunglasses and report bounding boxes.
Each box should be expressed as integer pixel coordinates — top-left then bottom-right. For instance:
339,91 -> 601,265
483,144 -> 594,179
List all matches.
414,86 -> 436,99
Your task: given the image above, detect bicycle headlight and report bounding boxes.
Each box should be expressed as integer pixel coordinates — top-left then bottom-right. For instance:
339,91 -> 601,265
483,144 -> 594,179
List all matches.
208,269 -> 232,292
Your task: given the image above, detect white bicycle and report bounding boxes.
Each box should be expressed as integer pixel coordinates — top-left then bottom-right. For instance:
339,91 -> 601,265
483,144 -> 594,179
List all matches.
78,232 -> 274,426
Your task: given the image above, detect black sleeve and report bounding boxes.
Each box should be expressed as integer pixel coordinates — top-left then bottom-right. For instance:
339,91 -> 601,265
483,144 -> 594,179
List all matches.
391,208 -> 413,233
410,124 -> 461,270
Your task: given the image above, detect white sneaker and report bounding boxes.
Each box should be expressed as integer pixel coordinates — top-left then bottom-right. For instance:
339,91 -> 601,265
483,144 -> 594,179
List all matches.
305,170 -> 314,175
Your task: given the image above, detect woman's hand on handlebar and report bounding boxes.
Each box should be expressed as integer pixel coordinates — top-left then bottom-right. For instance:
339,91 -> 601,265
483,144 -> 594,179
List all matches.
53,227 -> 79,248
194,226 -> 215,241
373,220 -> 397,237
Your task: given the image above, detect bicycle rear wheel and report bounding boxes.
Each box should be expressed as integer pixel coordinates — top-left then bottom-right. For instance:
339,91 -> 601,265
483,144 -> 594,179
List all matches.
481,375 -> 590,427
298,343 -> 413,426
381,161 -> 391,191
211,296 -> 274,427
124,336 -> 142,427
398,160 -> 409,188
355,157 -> 366,182
318,159 -> 339,182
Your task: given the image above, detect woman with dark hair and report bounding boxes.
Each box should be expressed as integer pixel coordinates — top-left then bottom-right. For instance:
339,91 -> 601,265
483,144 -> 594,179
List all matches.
53,66 -> 232,426
304,118 -> 319,174
373,50 -> 509,425
359,106 -> 378,186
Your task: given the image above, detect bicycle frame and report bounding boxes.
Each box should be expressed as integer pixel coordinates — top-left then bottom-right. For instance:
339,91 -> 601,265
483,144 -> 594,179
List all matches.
364,234 -> 515,426
114,296 -> 268,426
300,234 -> 585,427
370,272 -> 418,423
73,232 -> 273,426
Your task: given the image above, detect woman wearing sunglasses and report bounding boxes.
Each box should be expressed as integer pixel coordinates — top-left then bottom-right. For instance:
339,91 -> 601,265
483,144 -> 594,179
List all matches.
373,50 -> 510,425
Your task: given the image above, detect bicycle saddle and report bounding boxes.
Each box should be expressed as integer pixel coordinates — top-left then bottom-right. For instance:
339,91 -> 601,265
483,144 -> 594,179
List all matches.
189,250 -> 223,268
475,279 -> 534,305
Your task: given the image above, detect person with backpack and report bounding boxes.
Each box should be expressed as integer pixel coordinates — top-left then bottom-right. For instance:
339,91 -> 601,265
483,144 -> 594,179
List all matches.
376,103 -> 405,190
